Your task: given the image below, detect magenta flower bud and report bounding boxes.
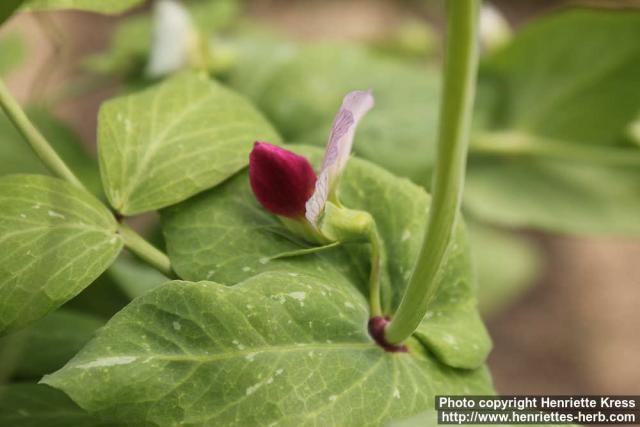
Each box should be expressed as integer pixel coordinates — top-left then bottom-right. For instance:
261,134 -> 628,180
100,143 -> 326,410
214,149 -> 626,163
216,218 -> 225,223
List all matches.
249,142 -> 317,218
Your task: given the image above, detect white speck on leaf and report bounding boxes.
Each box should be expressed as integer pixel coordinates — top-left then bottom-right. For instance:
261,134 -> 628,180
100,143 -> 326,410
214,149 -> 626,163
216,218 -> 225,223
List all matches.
242,266 -> 251,272
259,257 -> 270,265
245,352 -> 257,362
288,272 -> 299,277
275,368 -> 284,376
393,388 -> 401,399
443,334 -> 457,345
288,292 -> 306,302
75,356 -> 137,369
19,213 -> 26,219
48,210 -> 65,219
329,395 -> 337,402
245,382 -> 262,396
172,321 -> 181,331
344,302 -> 355,309
401,229 -> 411,242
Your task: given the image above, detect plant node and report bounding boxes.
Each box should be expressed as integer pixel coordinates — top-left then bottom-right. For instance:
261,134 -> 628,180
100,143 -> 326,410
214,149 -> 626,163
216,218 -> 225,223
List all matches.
368,316 -> 408,353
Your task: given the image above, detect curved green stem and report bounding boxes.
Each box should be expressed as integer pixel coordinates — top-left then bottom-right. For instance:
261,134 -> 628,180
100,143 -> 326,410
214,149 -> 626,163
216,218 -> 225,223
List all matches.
471,131 -> 640,167
118,223 -> 174,277
0,79 -> 86,190
384,0 -> 480,345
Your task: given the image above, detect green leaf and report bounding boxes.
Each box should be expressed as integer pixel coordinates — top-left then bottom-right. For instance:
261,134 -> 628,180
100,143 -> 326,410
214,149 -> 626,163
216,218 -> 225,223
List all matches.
0,384 -> 116,427
468,222 -> 541,315
23,0 -> 144,14
162,146 -> 490,369
0,32 -> 25,76
0,0 -> 25,26
0,175 -> 122,334
106,254 -> 168,299
98,72 -> 281,215
43,275 -> 493,426
0,108 -> 103,197
0,310 -> 103,378
467,9 -> 640,235
229,44 -> 440,184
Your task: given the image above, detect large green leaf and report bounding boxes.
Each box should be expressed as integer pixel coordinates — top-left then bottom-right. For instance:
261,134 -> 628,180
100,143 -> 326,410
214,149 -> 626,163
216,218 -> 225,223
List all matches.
98,72 -> 281,215
466,9 -> 640,235
23,0 -> 143,14
162,146 -> 490,369
0,32 -> 25,76
0,175 -> 122,334
0,310 -> 103,378
0,109 -> 103,197
43,275 -> 493,426
229,44 -> 440,184
0,384 -> 116,427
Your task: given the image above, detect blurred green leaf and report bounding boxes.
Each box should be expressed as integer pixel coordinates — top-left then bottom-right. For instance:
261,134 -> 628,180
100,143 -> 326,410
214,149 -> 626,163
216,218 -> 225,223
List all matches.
0,32 -> 25,76
468,222 -> 541,315
0,0 -> 25,26
467,9 -> 640,235
85,0 -> 240,79
0,384 -> 116,427
106,254 -> 167,299
0,108 -> 103,197
23,0 -> 144,14
0,310 -> 103,379
229,44 -> 440,184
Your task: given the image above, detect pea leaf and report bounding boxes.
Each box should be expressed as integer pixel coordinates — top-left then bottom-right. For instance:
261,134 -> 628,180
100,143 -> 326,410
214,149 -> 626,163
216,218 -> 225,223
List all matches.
0,0 -> 24,26
0,175 -> 122,335
467,9 -> 640,235
43,275 -> 493,426
0,32 -> 25,76
0,109 -> 103,197
0,384 -> 116,427
468,222 -> 541,315
23,0 -> 144,14
162,146 -> 490,369
229,44 -> 440,184
0,310 -> 103,378
98,72 -> 281,215
106,255 -> 168,299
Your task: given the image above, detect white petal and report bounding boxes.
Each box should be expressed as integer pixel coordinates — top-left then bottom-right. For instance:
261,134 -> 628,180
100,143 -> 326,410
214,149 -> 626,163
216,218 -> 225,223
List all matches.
305,170 -> 329,225
480,3 -> 512,52
305,90 -> 374,226
146,0 -> 193,78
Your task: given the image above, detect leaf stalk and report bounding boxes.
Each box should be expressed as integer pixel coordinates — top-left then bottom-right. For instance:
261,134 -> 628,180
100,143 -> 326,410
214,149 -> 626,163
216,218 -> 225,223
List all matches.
0,79 -> 86,190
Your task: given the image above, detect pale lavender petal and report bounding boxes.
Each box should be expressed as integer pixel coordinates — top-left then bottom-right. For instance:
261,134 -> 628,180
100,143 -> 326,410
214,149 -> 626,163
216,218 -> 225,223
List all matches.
305,170 -> 329,225
305,90 -> 374,226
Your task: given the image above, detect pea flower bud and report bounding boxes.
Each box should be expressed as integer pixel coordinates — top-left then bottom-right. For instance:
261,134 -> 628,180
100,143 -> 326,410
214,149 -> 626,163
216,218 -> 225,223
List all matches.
249,142 -> 317,218
249,90 -> 374,243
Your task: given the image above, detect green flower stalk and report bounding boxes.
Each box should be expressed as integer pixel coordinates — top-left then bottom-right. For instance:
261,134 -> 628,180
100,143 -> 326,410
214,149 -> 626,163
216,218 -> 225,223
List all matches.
384,0 -> 481,345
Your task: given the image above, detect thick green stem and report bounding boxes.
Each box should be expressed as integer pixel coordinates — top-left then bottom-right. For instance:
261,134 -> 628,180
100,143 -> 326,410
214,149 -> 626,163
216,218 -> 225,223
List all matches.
118,224 -> 174,277
471,131 -> 640,167
0,79 -> 86,190
384,0 -> 480,345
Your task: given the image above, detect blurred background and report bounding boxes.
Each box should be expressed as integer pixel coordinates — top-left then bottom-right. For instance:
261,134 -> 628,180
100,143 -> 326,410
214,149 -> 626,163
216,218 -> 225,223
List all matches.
1,0 -> 639,396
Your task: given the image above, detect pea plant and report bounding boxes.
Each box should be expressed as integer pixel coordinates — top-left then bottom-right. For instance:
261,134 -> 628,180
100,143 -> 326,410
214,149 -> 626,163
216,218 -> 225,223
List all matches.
0,0 -> 639,426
